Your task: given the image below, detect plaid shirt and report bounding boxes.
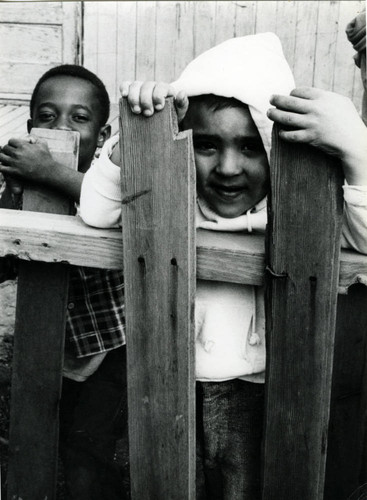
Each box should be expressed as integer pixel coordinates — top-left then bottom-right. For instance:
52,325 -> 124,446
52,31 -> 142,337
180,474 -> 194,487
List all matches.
0,181 -> 125,359
65,266 -> 125,358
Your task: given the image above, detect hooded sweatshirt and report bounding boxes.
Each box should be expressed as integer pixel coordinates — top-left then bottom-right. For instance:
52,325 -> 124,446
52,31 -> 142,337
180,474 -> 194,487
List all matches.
80,33 -> 367,384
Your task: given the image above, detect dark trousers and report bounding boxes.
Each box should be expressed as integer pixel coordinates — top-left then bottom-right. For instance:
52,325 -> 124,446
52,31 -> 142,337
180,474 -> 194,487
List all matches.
59,346 -> 128,500
196,379 -> 265,500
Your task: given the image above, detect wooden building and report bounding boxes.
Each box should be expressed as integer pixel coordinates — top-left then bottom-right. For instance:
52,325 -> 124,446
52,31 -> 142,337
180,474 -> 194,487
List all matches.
0,1 -> 365,107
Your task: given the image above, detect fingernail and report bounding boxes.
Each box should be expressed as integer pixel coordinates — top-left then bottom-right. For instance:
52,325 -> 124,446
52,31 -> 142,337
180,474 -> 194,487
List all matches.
143,109 -> 153,117
155,103 -> 163,110
133,105 -> 141,113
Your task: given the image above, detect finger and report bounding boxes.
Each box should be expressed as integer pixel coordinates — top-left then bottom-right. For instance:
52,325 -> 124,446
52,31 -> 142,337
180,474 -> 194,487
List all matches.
152,82 -> 177,111
269,94 -> 312,114
1,144 -> 17,159
27,135 -> 38,144
175,90 -> 189,123
289,87 -> 324,100
119,81 -> 132,97
126,81 -> 144,113
7,138 -> 26,148
0,164 -> 13,175
139,81 -> 161,116
267,108 -> 310,129
278,128 -> 315,143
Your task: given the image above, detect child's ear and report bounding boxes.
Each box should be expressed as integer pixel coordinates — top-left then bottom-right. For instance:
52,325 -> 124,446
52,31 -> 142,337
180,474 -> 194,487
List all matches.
97,124 -> 111,148
27,119 -> 33,134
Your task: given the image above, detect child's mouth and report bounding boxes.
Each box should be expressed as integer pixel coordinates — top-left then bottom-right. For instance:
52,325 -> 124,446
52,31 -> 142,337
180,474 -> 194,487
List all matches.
212,184 -> 245,199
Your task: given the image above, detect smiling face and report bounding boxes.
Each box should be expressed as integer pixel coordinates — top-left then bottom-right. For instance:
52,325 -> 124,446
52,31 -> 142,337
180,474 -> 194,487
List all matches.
29,75 -> 110,173
182,99 -> 269,218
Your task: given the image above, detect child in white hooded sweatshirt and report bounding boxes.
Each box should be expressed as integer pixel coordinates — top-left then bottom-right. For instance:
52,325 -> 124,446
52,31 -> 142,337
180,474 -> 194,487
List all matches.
80,33 -> 367,499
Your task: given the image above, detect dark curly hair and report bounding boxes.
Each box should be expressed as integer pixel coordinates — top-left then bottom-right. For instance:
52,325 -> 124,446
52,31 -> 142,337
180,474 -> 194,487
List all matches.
30,64 -> 110,126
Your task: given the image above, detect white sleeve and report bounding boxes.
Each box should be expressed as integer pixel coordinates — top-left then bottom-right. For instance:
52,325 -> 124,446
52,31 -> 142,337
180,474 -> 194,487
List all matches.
80,135 -> 122,228
341,185 -> 367,254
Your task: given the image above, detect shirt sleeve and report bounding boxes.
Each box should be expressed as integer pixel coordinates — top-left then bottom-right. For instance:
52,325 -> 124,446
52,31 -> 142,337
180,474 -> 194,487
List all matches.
341,184 -> 367,254
80,135 -> 122,228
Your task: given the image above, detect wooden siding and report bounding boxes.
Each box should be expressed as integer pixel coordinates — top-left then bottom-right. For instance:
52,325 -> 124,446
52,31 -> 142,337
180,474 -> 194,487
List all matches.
0,2 -> 81,101
83,1 -> 365,112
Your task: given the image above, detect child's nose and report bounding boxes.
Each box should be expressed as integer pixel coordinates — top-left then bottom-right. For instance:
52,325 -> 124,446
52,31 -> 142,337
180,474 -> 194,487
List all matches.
216,151 -> 243,176
52,117 -> 72,131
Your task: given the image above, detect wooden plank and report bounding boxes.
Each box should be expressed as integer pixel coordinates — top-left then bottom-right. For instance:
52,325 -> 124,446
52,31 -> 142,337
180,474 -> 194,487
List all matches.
333,1 -> 360,101
0,210 -> 366,290
155,2 -> 178,82
0,24 -> 62,64
254,0 -> 277,34
0,63 -> 54,96
116,2 -> 137,87
0,2 -> 63,24
62,2 -> 82,65
193,2 -> 216,56
325,284 -> 367,499
262,125 -> 344,499
0,105 -> 17,118
94,2 -> 118,101
119,97 -> 196,499
82,1 -> 99,74
173,1 -> 195,79
274,1 -> 298,71
135,1 -> 156,80
292,1 -> 319,87
0,209 -> 124,270
214,1 -> 236,45
313,1 -> 339,90
7,129 -> 79,500
234,1 -> 257,37
0,107 -> 29,142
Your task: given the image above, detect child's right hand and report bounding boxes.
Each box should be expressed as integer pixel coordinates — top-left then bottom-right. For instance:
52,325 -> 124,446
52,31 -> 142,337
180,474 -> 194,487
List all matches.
0,135 -> 56,185
120,81 -> 189,123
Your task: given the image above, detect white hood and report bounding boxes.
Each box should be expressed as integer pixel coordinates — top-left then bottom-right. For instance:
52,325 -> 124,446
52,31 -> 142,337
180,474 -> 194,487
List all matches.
171,32 -> 295,161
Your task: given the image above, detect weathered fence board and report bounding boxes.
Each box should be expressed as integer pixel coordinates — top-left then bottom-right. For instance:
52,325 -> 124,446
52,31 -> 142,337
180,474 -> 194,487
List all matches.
7,129 -> 79,500
1,211 -> 366,291
263,125 -> 344,499
325,283 -> 367,499
119,98 -> 196,499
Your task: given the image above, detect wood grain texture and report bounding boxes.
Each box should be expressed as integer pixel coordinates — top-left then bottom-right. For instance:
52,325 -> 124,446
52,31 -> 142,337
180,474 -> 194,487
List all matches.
325,284 -> 367,499
262,124 -> 344,499
0,210 -> 366,290
80,1 -> 363,114
7,129 -> 79,500
119,98 -> 196,499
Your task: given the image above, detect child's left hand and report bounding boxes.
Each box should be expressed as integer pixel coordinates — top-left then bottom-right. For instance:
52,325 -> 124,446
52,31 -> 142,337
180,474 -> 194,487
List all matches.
268,88 -> 367,185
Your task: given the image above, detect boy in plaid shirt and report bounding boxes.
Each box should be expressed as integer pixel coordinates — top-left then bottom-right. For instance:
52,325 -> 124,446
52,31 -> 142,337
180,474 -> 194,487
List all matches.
0,65 -> 126,500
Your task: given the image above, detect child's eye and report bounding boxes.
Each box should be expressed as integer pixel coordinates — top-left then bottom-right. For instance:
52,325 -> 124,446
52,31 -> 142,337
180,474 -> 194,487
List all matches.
73,114 -> 89,123
241,141 -> 263,154
38,112 -> 55,122
194,140 -> 217,153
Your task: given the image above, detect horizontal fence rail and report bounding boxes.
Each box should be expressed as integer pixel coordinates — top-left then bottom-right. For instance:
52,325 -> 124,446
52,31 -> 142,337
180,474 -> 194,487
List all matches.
0,208 -> 366,293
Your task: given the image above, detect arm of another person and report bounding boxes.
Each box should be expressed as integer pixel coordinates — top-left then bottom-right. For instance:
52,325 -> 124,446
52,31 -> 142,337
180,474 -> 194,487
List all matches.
268,88 -> 367,254
80,135 -> 122,228
80,82 -> 188,229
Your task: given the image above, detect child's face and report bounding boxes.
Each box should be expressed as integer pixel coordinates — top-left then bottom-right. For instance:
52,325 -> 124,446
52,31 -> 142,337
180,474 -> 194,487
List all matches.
183,102 -> 269,218
29,75 -> 109,173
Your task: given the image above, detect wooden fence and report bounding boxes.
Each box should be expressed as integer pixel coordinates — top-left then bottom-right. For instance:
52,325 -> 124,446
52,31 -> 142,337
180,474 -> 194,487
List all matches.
0,100 -> 367,499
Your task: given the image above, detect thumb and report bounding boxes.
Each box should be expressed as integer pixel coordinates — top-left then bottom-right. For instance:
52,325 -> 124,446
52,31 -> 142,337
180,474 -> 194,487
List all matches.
175,90 -> 189,124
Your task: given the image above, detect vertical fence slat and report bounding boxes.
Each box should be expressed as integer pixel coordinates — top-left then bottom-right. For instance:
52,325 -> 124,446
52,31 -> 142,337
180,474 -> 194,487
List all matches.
325,284 -> 367,499
7,129 -> 79,500
119,98 -> 196,499
262,125 -> 344,499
